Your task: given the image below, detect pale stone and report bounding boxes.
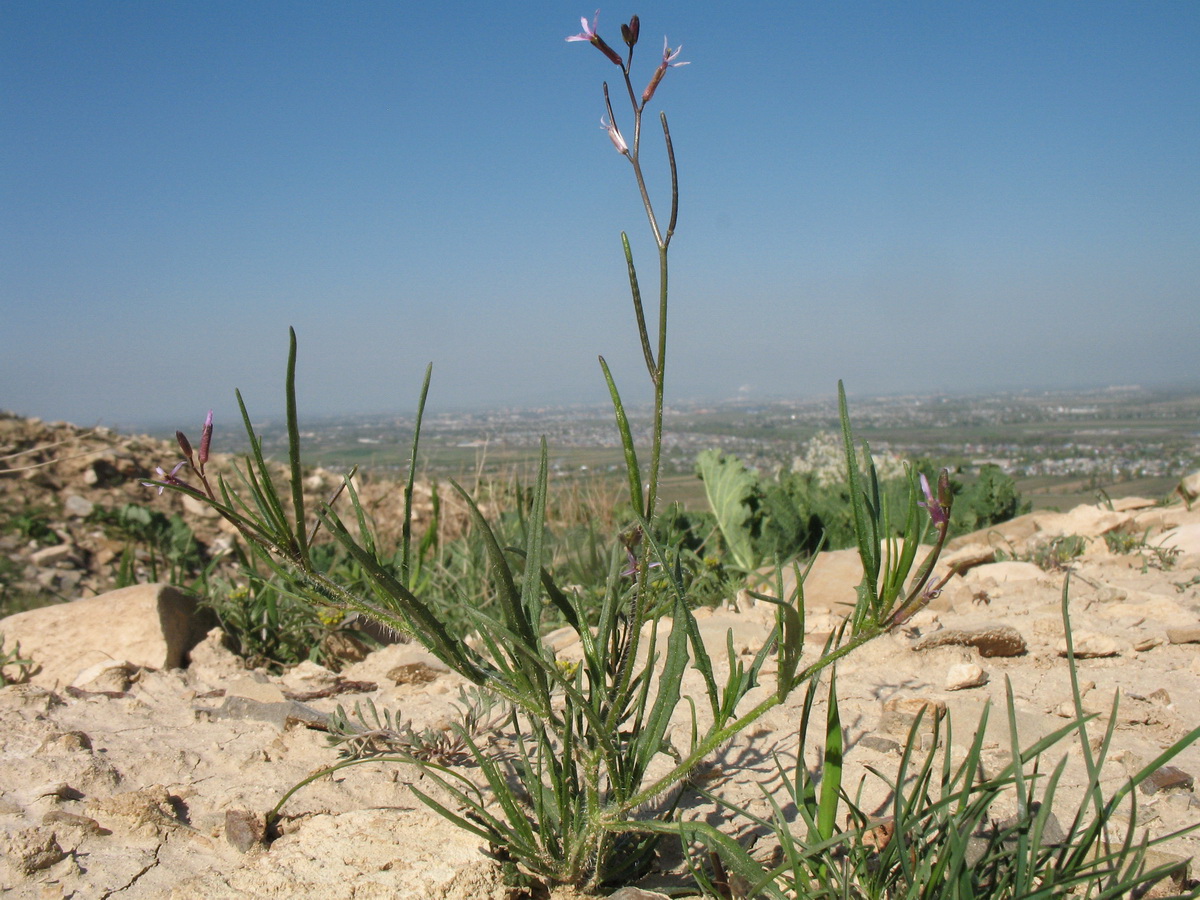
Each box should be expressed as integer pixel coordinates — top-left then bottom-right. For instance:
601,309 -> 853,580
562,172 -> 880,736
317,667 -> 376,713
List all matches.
939,543 -> 996,574
962,561 -> 1046,588
29,543 -> 72,567
1167,626 -> 1200,644
0,583 -> 215,688
1158,523 -> 1200,557
1057,631 -> 1120,658
63,494 -> 94,518
1178,471 -> 1200,506
915,625 -> 1027,657
1109,496 -> 1157,511
71,660 -> 136,692
945,662 -> 988,691
1033,505 -> 1131,538
949,510 -> 1042,549
225,675 -> 286,703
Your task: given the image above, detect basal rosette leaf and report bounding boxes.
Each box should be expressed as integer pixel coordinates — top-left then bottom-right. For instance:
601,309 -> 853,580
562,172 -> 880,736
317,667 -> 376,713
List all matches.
696,448 -> 760,571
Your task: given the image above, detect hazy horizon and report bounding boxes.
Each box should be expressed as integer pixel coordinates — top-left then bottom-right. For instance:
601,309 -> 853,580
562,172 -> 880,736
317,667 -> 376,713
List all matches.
4,2 -> 1198,429
9,379 -> 1199,439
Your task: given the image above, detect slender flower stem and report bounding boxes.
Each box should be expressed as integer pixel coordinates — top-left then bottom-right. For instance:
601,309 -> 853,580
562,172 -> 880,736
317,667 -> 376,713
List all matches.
601,63 -> 678,521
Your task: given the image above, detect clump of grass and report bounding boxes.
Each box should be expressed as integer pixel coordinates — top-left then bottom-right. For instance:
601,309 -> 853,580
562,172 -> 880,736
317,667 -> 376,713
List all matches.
680,576 -> 1200,899
995,533 -> 1090,572
1105,528 -> 1183,571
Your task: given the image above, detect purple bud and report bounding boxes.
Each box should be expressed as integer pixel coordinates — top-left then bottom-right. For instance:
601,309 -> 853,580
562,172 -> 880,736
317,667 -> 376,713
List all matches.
199,410 -> 213,465
176,430 -> 194,461
621,15 -> 640,48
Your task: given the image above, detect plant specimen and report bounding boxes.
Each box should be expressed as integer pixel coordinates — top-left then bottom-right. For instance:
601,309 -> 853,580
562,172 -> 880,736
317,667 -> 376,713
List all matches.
145,13 -> 957,892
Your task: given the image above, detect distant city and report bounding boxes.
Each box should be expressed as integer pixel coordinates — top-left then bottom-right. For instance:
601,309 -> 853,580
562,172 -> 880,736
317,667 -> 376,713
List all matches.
194,386 -> 1200,509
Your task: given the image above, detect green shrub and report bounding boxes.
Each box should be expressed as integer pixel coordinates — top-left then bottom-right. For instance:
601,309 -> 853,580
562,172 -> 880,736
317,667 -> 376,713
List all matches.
952,463 -> 1030,534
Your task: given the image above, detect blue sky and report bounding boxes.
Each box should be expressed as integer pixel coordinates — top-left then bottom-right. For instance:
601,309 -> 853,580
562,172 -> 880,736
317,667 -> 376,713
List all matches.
3,2 -> 1198,429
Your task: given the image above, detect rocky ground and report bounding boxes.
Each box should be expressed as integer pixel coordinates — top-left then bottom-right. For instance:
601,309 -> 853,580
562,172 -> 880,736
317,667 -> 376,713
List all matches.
0,411 -> 460,609
2,413 -> 1200,898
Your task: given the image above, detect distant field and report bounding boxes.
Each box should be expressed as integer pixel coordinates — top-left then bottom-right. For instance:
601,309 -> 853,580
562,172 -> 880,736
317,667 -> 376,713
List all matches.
210,386 -> 1199,518
1015,474 -> 1178,512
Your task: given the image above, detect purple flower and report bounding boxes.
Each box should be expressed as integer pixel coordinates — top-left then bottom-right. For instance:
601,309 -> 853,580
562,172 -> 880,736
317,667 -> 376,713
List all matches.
566,11 -> 624,66
601,114 -> 628,153
642,36 -> 689,104
918,473 -> 949,528
142,460 -> 188,495
621,548 -> 639,578
566,10 -> 600,42
621,548 -> 662,579
660,36 -> 688,68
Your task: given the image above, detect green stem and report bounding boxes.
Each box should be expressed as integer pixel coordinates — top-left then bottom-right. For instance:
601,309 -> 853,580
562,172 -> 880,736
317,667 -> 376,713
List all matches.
645,243 -> 667,521
613,621 -> 884,817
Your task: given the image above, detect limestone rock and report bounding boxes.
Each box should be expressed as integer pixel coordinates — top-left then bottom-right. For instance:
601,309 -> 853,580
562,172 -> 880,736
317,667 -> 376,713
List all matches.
963,561 -> 1046,588
167,809 -> 507,900
0,583 -> 215,688
1166,626 -> 1200,645
1178,471 -> 1200,506
1033,505 -> 1130,539
914,625 -> 1027,657
939,543 -> 996,575
945,662 -> 988,691
0,826 -> 65,874
1057,632 -> 1120,658
1159,523 -> 1200,558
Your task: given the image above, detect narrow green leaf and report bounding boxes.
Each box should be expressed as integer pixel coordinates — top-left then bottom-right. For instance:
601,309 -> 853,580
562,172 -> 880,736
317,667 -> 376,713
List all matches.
284,327 -> 309,564
816,669 -> 842,843
621,231 -> 656,378
838,382 -> 879,610
599,356 -> 644,516
448,478 -> 536,650
402,362 -> 432,585
234,389 -> 291,540
633,589 -> 690,781
319,509 -> 486,681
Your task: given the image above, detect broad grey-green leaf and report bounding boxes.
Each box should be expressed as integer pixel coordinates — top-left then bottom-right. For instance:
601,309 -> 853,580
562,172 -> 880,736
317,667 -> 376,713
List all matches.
696,449 -> 759,570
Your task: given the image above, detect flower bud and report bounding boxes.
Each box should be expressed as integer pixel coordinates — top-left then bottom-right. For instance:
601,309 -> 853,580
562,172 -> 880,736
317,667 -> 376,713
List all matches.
176,430 -> 194,461
199,409 -> 213,466
621,15 -> 640,47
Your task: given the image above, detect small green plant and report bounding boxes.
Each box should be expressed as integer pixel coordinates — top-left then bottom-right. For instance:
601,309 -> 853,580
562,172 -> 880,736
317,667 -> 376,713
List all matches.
1104,528 -> 1146,555
1104,528 -> 1183,571
6,504 -> 61,546
326,686 -> 505,764
0,633 -> 36,686
1028,534 -> 1089,571
90,502 -> 206,588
